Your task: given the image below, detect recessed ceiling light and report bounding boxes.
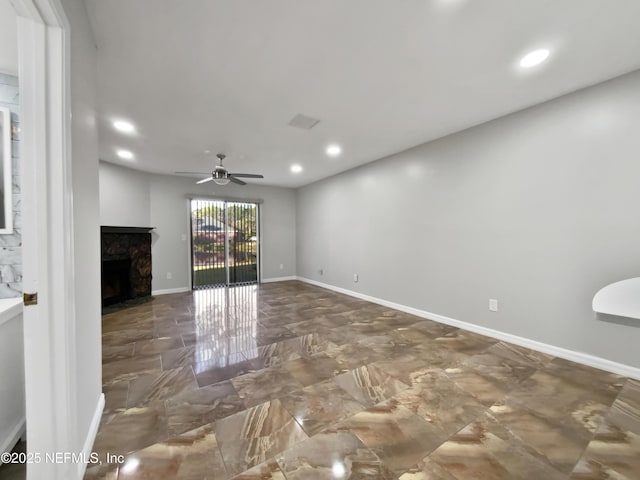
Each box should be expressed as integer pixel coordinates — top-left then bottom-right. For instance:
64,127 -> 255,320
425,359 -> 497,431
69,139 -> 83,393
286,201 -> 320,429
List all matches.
117,149 -> 134,160
326,144 -> 342,157
290,164 -> 303,173
519,49 -> 550,68
113,120 -> 135,133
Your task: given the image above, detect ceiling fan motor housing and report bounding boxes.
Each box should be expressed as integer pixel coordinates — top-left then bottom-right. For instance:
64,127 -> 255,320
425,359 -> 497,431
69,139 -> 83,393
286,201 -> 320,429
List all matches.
213,165 -> 228,179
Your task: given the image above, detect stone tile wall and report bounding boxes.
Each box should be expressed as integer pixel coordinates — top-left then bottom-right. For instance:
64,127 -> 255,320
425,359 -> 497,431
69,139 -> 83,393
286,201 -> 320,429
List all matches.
0,73 -> 21,298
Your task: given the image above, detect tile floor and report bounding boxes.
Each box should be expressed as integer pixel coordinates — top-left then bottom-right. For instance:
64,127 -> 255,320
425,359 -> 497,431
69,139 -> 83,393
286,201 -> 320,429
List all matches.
78,281 -> 639,479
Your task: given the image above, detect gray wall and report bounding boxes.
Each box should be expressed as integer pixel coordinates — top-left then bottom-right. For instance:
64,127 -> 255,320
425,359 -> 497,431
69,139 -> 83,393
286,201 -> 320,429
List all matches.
99,161 -> 150,227
99,162 -> 297,291
0,73 -> 21,298
297,70 -> 640,369
62,0 -> 103,456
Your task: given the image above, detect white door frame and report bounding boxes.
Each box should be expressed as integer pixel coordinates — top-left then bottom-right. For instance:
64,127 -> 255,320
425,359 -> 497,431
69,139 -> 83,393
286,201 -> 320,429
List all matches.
12,0 -> 79,478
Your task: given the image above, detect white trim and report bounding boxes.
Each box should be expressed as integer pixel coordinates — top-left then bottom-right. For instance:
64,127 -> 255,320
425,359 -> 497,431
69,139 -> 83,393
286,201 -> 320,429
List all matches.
262,276 -> 297,284
0,418 -> 26,459
152,287 -> 190,296
297,277 -> 640,381
0,298 -> 22,327
76,393 -> 104,479
15,0 -> 80,478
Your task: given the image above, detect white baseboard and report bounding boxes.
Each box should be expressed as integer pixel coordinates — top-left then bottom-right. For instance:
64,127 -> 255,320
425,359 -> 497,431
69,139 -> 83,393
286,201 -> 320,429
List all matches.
151,287 -> 191,296
76,393 -> 105,480
262,276 -> 297,284
297,277 -> 640,381
0,417 -> 26,460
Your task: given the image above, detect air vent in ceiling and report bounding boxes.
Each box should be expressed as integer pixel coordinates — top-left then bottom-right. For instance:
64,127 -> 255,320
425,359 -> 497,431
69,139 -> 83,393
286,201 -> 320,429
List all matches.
288,114 -> 320,130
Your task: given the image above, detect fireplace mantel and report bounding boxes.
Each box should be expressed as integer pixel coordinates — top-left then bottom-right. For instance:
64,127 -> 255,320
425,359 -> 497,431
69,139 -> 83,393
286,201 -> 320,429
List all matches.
101,226 -> 155,234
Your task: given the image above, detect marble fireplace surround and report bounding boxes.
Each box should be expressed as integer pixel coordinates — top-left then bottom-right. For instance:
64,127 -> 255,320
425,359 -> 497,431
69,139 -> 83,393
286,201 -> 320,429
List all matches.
100,226 -> 154,307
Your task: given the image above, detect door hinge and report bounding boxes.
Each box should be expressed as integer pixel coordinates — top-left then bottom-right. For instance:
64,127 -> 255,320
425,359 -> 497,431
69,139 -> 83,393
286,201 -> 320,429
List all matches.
23,292 -> 38,306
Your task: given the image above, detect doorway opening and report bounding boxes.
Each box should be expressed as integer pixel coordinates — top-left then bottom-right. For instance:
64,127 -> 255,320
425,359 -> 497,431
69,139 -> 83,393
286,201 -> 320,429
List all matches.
190,199 -> 259,288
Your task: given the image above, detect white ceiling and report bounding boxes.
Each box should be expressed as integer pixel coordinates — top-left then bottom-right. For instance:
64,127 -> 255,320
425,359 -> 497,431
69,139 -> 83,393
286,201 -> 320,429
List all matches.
86,0 -> 640,188
0,0 -> 18,76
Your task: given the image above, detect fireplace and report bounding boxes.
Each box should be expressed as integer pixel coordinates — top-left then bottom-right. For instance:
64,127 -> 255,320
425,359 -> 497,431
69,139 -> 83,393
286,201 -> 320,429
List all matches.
102,259 -> 131,305
101,226 -> 154,307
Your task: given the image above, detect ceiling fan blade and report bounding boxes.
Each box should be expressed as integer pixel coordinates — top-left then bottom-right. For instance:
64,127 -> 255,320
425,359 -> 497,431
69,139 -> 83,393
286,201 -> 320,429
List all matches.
229,173 -> 264,178
229,177 -> 247,186
175,171 -> 210,175
196,177 -> 214,184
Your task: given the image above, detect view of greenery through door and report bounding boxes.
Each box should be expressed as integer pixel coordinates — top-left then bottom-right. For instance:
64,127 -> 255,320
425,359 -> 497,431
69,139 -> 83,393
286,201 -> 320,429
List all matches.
191,199 -> 259,288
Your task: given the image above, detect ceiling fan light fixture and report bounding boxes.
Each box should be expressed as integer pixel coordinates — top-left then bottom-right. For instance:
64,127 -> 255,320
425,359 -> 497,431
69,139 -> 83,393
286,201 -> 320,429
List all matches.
212,165 -> 230,185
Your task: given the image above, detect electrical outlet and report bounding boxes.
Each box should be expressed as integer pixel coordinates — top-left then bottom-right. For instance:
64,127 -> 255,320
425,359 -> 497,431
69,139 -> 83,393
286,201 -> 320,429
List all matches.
166,272 -> 172,280
279,263 -> 284,270
181,233 -> 187,241
489,299 -> 498,312
354,274 -> 359,283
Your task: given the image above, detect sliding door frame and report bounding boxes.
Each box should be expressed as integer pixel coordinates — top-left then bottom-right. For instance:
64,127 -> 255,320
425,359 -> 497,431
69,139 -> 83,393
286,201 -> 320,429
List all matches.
189,195 -> 262,289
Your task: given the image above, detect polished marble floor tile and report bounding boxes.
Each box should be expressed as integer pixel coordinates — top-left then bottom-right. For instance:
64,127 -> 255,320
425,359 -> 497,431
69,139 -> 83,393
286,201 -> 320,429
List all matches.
279,379 -> 366,436
323,342 -> 389,369
102,344 -> 135,364
126,366 -> 197,408
485,341 -> 555,369
117,424 -> 227,479
488,400 -> 592,474
214,399 -> 308,476
427,412 -> 567,480
92,401 -> 169,458
276,429 -> 395,479
102,379 -> 130,414
194,358 -> 261,387
231,366 -> 305,408
372,354 -> 440,386
569,379 -> 640,480
281,353 -> 348,386
544,358 -> 626,397
102,354 -> 162,386
334,364 -> 410,407
341,401 -> 445,475
386,369 -> 487,438
443,366 -> 512,406
84,463 -> 119,480
407,319 -> 458,338
82,281 -> 640,480
165,380 -> 245,436
162,344 -> 246,371
133,336 -> 185,355
398,456 -> 458,480
460,350 -> 538,389
506,369 -> 614,438
434,330 -> 498,355
228,460 -> 286,480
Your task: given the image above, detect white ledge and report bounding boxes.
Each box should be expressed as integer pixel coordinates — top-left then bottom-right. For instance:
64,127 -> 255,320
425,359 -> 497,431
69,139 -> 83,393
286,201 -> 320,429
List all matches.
0,297 -> 23,327
593,277 -> 640,320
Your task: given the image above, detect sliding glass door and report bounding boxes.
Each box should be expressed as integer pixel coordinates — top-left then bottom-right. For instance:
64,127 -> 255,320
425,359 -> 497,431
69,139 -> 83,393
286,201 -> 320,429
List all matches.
190,199 -> 259,288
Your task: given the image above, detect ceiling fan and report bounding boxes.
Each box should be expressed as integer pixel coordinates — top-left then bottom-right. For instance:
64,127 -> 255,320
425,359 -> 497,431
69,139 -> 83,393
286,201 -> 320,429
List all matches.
175,154 -> 264,186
